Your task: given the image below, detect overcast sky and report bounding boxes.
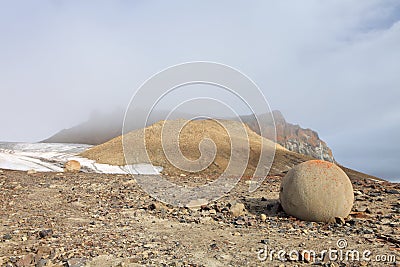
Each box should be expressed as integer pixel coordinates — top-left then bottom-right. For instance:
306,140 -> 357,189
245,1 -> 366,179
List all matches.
0,1 -> 399,181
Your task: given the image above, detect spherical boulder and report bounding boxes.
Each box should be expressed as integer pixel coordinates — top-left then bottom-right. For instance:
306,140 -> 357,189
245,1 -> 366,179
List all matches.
64,160 -> 81,173
279,160 -> 354,222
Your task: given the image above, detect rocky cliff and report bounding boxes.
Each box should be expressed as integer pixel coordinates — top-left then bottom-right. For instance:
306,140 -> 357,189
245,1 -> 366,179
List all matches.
240,111 -> 335,162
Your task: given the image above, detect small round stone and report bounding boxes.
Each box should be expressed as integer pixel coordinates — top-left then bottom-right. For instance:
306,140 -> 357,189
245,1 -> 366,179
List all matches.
279,160 -> 354,222
64,160 -> 81,173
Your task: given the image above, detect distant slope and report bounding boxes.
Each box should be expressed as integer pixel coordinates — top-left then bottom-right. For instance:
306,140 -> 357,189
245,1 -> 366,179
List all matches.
42,109 -> 193,145
79,118 -> 382,181
80,119 -> 284,177
43,110 -> 123,145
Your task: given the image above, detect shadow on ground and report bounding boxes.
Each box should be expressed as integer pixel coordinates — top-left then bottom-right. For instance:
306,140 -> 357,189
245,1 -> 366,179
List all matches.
242,197 -> 287,218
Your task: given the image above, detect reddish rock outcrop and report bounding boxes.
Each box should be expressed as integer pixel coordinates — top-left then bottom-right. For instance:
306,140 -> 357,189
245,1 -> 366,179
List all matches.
241,111 -> 335,162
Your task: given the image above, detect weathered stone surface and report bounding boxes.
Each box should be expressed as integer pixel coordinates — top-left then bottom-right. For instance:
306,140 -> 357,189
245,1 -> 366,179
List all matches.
279,160 -> 354,222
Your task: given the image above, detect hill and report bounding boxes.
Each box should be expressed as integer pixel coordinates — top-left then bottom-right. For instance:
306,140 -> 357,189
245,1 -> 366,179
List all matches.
44,110 -> 334,162
80,119 -> 285,177
79,119 -> 379,181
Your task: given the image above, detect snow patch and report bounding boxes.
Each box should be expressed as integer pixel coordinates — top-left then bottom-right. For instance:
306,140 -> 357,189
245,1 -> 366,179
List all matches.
0,142 -> 162,175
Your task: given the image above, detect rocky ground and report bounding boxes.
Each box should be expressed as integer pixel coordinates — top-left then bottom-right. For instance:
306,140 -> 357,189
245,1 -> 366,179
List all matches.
0,169 -> 399,266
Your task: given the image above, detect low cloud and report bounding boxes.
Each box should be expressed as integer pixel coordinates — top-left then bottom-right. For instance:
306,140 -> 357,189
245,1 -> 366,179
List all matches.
0,1 -> 399,180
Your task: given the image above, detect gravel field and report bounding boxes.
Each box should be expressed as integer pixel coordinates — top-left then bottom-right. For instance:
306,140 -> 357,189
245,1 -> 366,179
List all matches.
0,169 -> 399,266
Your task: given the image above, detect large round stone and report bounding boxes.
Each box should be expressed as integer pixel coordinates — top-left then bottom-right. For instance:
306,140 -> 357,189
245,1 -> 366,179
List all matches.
279,160 -> 354,222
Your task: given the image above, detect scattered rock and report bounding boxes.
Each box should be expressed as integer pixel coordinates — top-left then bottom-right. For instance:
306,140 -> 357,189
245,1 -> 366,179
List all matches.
209,243 -> 219,251
27,169 -> 37,175
302,250 -> 313,263
15,253 -> 34,267
380,218 -> 391,225
0,168 -> 398,266
334,217 -> 345,225
38,229 -> 53,239
85,255 -> 127,267
64,160 -> 81,173
229,202 -> 246,217
36,259 -> 48,267
2,233 -> 12,240
185,199 -> 208,210
363,228 -> 374,234
67,258 -> 87,267
368,191 -> 381,197
148,202 -> 167,211
36,246 -> 52,261
234,217 -> 246,225
354,190 -> 363,196
355,206 -> 370,213
279,160 -> 354,222
350,211 -> 371,219
386,189 -> 399,194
